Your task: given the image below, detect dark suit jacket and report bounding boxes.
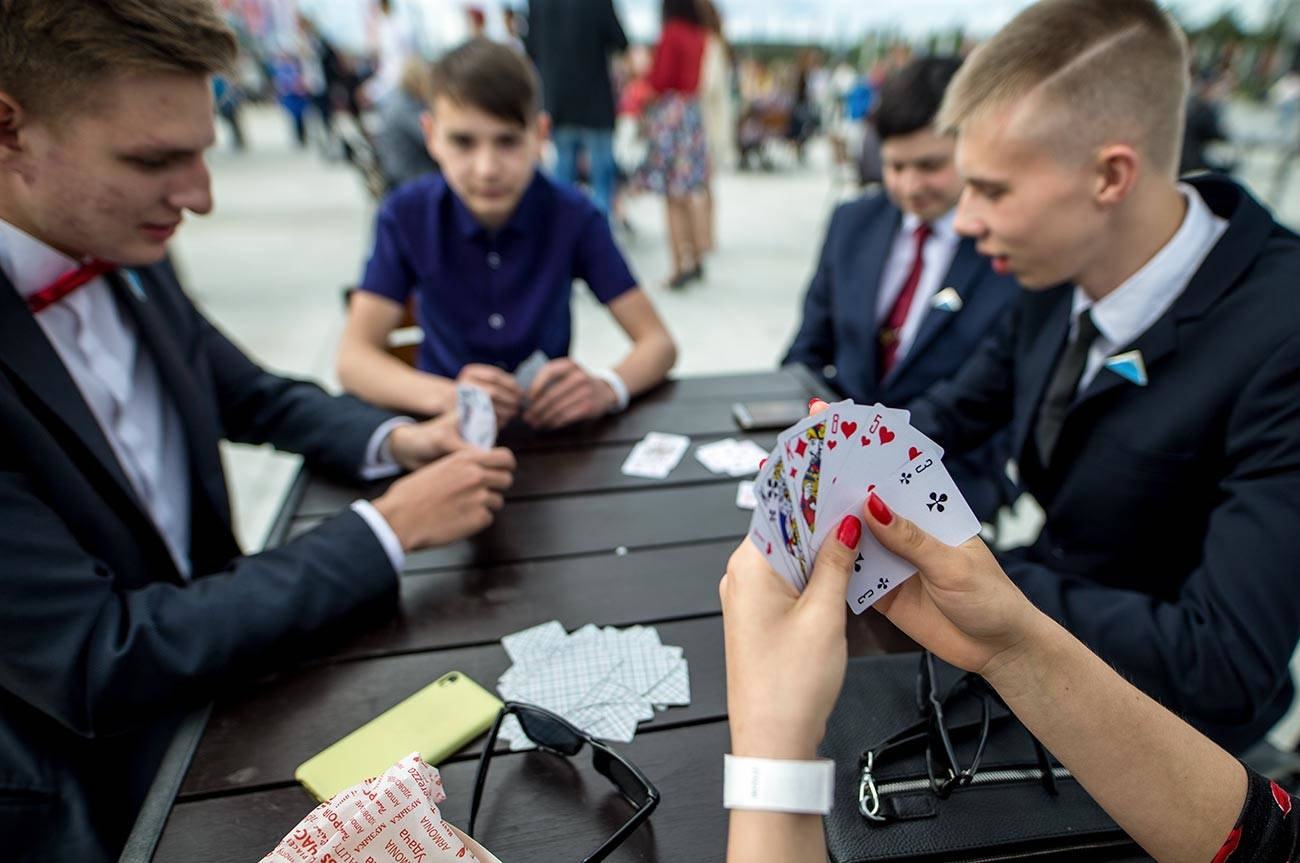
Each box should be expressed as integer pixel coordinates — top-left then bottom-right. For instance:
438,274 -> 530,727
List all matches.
525,0 -> 628,130
0,260 -> 401,861
782,192 -> 1021,519
908,175 -> 1300,753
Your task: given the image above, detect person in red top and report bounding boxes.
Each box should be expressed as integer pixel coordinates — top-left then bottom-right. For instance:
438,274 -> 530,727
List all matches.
640,0 -> 710,288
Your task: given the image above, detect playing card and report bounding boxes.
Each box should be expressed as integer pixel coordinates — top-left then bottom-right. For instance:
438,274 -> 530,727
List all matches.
514,349 -> 549,395
748,453 -> 801,589
778,414 -> 830,572
844,451 -> 981,615
456,383 -> 497,449
812,402 -> 940,553
888,451 -> 982,546
695,438 -> 768,477
620,432 -> 690,479
735,479 -> 756,510
752,451 -> 810,590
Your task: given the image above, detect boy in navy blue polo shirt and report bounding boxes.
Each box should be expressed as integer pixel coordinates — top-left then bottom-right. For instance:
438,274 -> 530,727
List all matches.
337,39 -> 676,430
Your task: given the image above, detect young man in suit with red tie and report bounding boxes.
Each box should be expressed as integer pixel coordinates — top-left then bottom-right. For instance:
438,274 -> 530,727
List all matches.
782,57 -> 1021,521
0,3 -> 516,860
908,0 -> 1300,754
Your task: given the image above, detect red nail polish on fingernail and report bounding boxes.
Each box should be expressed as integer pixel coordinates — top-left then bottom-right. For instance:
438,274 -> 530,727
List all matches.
836,514 -> 862,548
867,492 -> 893,525
759,458 -> 767,470
808,397 -> 820,408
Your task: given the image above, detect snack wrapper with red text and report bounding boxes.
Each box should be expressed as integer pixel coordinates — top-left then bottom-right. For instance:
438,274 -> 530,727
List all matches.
260,752 -> 502,863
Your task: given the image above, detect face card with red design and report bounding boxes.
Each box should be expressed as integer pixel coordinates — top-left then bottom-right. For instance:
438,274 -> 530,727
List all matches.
749,454 -> 803,589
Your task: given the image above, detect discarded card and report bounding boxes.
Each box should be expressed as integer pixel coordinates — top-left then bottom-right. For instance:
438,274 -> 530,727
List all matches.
695,438 -> 768,477
496,620 -> 690,747
621,432 -> 690,479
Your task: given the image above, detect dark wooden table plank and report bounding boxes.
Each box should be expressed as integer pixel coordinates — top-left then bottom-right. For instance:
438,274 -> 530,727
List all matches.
155,718 -> 1154,863
328,539 -> 733,662
294,433 -> 777,518
156,721 -> 733,863
179,616 -> 726,798
290,481 -> 752,572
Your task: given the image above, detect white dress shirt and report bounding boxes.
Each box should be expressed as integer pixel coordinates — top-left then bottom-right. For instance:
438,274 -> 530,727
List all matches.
874,208 -> 961,368
0,218 -> 407,578
1070,183 -> 1228,391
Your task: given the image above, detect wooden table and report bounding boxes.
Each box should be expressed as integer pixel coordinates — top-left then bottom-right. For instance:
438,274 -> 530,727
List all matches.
132,369 -> 1148,863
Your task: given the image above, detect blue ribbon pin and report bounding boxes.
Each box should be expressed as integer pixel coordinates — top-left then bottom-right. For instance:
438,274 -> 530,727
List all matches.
1105,350 -> 1148,386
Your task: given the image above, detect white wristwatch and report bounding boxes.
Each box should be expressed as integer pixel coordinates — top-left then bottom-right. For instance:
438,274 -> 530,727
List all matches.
722,754 -> 835,815
593,367 -> 630,413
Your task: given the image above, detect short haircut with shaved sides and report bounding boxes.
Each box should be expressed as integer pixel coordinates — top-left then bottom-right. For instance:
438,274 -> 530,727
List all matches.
937,0 -> 1189,177
0,0 -> 237,121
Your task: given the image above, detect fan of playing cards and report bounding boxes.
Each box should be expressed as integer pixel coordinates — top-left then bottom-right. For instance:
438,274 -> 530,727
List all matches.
748,401 -> 982,614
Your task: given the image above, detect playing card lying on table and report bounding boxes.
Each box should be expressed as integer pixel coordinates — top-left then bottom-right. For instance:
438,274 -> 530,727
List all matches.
456,383 -> 497,449
747,401 -> 981,614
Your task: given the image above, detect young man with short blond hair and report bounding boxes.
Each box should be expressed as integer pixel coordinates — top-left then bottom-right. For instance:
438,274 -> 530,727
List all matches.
0,3 -> 514,859
908,0 -> 1300,752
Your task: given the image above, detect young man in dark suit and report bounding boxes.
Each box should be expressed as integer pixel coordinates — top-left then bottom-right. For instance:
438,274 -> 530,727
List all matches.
0,3 -> 515,860
910,0 -> 1300,753
782,57 -> 1020,521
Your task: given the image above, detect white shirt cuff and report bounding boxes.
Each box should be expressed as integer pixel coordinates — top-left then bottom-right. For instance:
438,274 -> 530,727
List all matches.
349,500 -> 406,575
360,416 -> 416,480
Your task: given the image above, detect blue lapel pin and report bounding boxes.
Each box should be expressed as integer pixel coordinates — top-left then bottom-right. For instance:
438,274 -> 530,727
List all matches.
1105,350 -> 1148,386
122,270 -> 148,303
932,287 -> 963,312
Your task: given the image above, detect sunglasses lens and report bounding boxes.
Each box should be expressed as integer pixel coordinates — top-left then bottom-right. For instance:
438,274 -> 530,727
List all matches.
518,708 -> 584,755
593,746 -> 650,807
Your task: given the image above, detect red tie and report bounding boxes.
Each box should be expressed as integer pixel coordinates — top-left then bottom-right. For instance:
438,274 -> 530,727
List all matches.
879,222 -> 932,376
26,259 -> 115,314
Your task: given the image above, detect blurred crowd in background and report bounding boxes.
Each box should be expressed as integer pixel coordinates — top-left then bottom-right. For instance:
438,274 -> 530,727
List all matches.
210,0 -> 1300,215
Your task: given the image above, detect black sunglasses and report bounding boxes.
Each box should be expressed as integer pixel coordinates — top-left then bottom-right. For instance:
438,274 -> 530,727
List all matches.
915,650 -> 992,797
468,702 -> 660,863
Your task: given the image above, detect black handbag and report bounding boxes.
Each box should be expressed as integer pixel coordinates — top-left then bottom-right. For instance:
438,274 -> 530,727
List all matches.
818,651 -> 1148,862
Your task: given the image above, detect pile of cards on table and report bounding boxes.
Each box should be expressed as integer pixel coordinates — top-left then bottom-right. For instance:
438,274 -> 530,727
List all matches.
748,401 -> 981,614
496,620 -> 690,748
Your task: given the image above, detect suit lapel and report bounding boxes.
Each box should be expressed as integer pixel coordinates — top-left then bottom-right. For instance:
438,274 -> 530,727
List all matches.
844,207 -> 900,390
0,270 -> 147,511
108,269 -> 234,535
1013,289 -> 1073,460
883,237 -> 982,388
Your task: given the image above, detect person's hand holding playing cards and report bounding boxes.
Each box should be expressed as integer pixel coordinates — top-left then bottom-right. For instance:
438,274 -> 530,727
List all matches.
720,513 -> 863,863
384,411 -> 469,471
457,364 -> 523,427
523,358 -> 619,429
372,447 -> 516,549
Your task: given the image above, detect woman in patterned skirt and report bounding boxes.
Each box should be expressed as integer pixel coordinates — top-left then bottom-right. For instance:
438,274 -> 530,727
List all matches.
640,0 -> 711,288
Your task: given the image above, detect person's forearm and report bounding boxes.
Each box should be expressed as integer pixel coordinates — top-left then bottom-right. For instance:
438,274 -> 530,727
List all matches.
613,331 -> 676,397
337,341 -> 454,416
727,811 -> 825,863
984,613 -> 1247,863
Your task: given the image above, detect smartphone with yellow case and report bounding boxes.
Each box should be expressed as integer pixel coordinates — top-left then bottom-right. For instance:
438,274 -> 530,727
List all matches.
294,670 -> 502,802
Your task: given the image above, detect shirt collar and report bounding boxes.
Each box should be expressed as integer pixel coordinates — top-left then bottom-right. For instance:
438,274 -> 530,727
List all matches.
0,217 -> 84,301
900,206 -> 958,242
448,168 -> 547,241
1071,182 -> 1227,348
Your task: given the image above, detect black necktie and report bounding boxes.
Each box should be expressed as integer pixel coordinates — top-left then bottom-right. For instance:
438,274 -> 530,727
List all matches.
1035,310 -> 1102,467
